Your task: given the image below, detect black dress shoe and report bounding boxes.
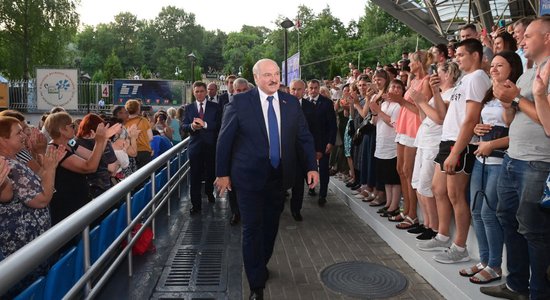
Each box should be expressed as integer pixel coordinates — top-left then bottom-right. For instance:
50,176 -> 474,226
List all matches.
308,188 -> 317,196
318,197 -> 327,207
351,184 -> 361,190
207,194 -> 215,203
345,181 -> 355,187
190,207 -> 201,215
291,211 -> 303,221
249,288 -> 264,300
230,213 -> 240,226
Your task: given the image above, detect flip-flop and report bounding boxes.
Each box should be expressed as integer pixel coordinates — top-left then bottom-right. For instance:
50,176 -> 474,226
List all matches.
469,266 -> 502,284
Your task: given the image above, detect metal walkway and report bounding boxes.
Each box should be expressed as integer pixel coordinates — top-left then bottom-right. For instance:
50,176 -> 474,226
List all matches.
99,182 -> 443,300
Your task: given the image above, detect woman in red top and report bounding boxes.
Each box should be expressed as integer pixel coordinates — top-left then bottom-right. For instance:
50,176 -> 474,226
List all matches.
385,50 -> 433,230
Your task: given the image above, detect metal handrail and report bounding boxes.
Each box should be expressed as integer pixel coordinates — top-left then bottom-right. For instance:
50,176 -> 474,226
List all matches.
0,137 -> 190,297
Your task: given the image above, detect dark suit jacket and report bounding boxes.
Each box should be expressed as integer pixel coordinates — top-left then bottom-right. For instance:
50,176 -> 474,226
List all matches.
181,100 -> 221,155
312,94 -> 337,149
216,88 -> 317,191
218,92 -> 230,109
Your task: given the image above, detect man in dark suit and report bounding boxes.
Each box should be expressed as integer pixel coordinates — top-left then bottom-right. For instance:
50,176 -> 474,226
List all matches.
215,59 -> 319,300
289,79 -> 322,221
218,74 -> 237,108
224,77 -> 250,226
182,81 -> 221,214
307,79 -> 337,206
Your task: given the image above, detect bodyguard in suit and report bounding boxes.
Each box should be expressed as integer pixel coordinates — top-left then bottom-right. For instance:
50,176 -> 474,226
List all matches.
218,74 -> 237,108
307,79 -> 337,206
225,77 -> 251,226
182,81 -> 222,214
215,59 -> 319,300
289,79 -> 323,221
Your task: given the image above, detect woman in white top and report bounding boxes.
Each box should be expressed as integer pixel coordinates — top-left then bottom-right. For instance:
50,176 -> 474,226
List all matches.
461,51 -> 522,284
409,62 -> 461,240
369,80 -> 403,217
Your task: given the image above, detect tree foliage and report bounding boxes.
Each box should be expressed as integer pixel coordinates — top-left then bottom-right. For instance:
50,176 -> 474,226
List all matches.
0,1 -> 433,82
0,0 -> 79,79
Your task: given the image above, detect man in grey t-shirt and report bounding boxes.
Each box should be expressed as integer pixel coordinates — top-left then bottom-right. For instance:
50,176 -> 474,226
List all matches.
481,17 -> 550,300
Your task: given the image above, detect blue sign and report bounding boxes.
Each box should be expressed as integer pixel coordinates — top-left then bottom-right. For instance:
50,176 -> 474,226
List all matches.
281,52 -> 301,85
113,79 -> 185,106
542,0 -> 550,15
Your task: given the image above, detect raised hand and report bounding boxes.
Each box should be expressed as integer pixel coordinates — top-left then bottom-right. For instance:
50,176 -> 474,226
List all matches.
0,156 -> 11,187
533,62 -> 550,97
409,89 -> 428,104
429,74 -> 442,93
493,79 -> 520,103
127,124 -> 141,139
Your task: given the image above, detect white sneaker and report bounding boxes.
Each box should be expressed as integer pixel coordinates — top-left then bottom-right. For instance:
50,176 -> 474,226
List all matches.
417,237 -> 451,252
433,244 -> 470,264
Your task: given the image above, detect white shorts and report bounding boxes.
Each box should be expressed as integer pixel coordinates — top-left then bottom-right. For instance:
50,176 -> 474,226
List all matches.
411,147 -> 438,197
395,133 -> 416,147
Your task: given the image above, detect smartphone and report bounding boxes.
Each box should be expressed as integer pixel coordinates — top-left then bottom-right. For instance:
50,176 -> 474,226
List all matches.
498,20 -> 505,28
430,64 -> 438,75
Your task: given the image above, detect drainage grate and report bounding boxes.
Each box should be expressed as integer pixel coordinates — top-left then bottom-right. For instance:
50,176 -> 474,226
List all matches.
155,220 -> 229,293
205,222 -> 225,245
320,261 -> 408,298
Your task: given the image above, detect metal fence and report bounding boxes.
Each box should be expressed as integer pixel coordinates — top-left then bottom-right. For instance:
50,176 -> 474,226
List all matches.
6,79 -> 229,114
0,137 -> 190,299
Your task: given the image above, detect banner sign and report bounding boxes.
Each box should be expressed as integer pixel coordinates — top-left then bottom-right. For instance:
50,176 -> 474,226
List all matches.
113,79 -> 185,106
541,0 -> 550,16
282,52 -> 301,85
36,69 -> 78,110
0,83 -> 8,109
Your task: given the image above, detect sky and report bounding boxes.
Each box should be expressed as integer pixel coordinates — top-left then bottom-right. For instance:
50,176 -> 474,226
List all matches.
77,0 -> 367,32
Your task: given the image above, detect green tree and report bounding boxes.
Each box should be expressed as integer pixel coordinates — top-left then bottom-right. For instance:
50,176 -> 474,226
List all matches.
103,51 -> 124,81
0,0 -> 79,79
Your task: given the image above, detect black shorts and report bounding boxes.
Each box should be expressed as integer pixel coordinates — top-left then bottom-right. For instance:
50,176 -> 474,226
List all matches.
434,141 -> 477,174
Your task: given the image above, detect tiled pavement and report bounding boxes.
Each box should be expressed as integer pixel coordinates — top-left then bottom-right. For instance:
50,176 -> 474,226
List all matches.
242,183 -> 444,300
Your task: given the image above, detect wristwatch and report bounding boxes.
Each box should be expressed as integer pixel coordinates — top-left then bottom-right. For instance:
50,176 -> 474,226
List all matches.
511,95 -> 521,110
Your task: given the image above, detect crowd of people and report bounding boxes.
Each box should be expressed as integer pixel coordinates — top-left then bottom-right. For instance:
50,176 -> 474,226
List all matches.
1,15 -> 549,300
325,16 -> 550,300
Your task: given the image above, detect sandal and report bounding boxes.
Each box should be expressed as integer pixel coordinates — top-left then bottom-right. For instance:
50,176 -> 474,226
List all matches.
469,266 -> 502,284
381,208 -> 400,217
395,216 -> 418,230
368,196 -> 386,206
388,212 -> 405,222
377,207 -> 388,214
459,262 -> 485,277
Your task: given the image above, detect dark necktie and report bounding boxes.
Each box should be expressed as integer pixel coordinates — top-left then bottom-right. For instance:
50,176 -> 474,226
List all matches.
210,96 -> 214,101
199,102 -> 204,119
266,96 -> 280,168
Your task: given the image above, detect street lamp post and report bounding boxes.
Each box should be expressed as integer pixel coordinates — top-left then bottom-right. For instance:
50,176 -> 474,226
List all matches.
280,18 -> 294,87
187,52 -> 196,82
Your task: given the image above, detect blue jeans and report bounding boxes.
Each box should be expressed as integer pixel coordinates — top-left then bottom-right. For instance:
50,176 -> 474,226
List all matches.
497,155 -> 550,299
470,159 -> 504,268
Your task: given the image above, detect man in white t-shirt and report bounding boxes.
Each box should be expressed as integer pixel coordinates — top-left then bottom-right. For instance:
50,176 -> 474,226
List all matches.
418,39 -> 491,264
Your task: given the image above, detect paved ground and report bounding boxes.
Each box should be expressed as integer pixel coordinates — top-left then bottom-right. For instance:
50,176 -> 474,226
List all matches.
242,181 -> 444,300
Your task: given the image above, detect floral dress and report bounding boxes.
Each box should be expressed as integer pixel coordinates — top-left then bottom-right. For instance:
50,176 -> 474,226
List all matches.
0,158 -> 50,296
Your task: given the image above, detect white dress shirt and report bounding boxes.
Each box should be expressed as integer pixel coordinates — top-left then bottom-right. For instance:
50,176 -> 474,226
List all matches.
194,100 -> 208,129
258,89 -> 281,151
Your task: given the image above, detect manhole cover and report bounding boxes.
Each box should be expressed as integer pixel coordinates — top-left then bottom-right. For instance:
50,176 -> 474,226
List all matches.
320,261 -> 408,299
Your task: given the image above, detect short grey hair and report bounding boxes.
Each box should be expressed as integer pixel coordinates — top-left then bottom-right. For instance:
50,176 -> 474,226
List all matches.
233,77 -> 249,88
252,58 -> 279,75
290,79 -> 306,88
